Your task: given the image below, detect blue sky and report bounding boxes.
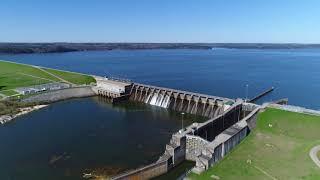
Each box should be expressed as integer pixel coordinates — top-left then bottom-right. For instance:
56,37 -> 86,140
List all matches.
0,0 -> 319,43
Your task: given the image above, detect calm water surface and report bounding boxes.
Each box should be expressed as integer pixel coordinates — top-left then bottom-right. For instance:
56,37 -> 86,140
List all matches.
0,48 -> 320,179
0,97 -> 204,179
1,48 -> 320,108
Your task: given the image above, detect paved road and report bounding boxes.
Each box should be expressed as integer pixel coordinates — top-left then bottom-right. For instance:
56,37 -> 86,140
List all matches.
309,145 -> 320,168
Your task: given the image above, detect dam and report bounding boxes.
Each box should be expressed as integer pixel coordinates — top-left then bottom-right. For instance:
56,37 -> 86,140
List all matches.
130,83 -> 234,118
92,76 -> 261,179
94,76 -> 234,119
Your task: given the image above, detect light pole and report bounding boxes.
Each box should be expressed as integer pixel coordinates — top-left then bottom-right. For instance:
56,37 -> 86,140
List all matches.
244,84 -> 249,117
181,112 -> 185,130
238,105 -> 241,122
222,112 -> 225,129
245,84 -> 249,103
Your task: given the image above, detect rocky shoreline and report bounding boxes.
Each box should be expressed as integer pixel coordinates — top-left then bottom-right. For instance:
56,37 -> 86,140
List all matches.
0,105 -> 48,124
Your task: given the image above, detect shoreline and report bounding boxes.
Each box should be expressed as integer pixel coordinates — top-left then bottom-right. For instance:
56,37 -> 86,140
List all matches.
1,43 -> 320,54
0,104 -> 48,124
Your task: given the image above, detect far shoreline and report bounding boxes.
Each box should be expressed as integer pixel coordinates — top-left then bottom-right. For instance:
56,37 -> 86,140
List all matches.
1,43 -> 320,54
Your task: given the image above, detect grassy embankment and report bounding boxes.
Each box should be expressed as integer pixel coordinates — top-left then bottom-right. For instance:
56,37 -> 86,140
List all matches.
189,108 -> 320,180
0,60 -> 96,115
0,60 -> 96,97
0,89 -> 20,96
42,67 -> 96,85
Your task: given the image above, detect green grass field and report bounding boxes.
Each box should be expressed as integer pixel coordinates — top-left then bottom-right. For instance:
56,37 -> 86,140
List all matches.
0,61 -> 59,90
42,68 -> 96,85
0,89 -> 19,96
189,108 -> 320,180
0,60 -> 96,92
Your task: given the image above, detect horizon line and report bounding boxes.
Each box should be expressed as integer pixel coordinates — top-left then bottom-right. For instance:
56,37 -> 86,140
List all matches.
1,42 -> 320,45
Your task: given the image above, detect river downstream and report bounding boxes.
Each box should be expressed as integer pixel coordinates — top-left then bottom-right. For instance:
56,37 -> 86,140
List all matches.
0,97 -> 205,179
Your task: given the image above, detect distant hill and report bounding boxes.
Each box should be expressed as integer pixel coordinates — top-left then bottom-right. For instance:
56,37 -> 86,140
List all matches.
0,43 -> 320,54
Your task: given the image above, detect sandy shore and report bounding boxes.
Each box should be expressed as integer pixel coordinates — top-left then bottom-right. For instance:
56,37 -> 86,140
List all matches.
0,104 -> 48,124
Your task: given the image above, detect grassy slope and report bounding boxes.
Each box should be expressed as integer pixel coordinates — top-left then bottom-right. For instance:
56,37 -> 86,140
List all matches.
42,68 -> 96,85
0,60 -> 95,90
0,61 -> 60,90
0,89 -> 19,96
189,108 -> 320,180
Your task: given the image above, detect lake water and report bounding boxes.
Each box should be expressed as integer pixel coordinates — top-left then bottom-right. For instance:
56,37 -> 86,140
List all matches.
1,48 -> 320,109
0,48 -> 320,179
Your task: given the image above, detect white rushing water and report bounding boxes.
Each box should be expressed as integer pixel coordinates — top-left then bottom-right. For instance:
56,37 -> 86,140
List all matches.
145,94 -> 152,104
146,92 -> 171,108
161,95 -> 170,108
149,93 -> 158,105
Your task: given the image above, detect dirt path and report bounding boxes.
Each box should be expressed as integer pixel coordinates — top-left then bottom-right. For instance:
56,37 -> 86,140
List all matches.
309,145 -> 320,168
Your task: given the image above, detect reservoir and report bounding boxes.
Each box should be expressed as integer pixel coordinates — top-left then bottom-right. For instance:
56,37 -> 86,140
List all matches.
1,48 -> 320,179
1,48 -> 320,109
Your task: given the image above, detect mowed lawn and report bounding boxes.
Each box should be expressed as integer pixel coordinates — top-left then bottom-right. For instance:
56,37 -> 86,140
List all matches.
0,60 -> 60,90
0,60 -> 96,91
0,89 -> 19,96
189,108 -> 320,180
42,68 -> 96,85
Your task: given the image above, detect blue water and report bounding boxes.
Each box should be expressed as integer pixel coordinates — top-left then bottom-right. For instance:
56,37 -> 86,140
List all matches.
1,48 -> 320,109
0,97 -> 204,180
1,48 -> 320,179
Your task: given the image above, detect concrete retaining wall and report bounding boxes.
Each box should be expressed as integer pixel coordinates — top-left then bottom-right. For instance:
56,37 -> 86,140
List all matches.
186,135 -> 209,161
193,103 -> 243,141
111,159 -> 169,180
222,125 -> 248,156
192,105 -> 261,173
110,102 -> 262,178
269,104 -> 320,116
243,104 -> 261,130
22,86 -> 95,103
213,106 -> 260,164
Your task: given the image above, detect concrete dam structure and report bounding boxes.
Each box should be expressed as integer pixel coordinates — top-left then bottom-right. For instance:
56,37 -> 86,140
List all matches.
92,77 -> 263,179
111,101 -> 261,180
130,83 -> 234,118
94,77 -> 234,119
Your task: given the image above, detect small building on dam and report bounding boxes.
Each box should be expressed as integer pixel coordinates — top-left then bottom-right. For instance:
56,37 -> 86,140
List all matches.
93,76 -> 133,99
